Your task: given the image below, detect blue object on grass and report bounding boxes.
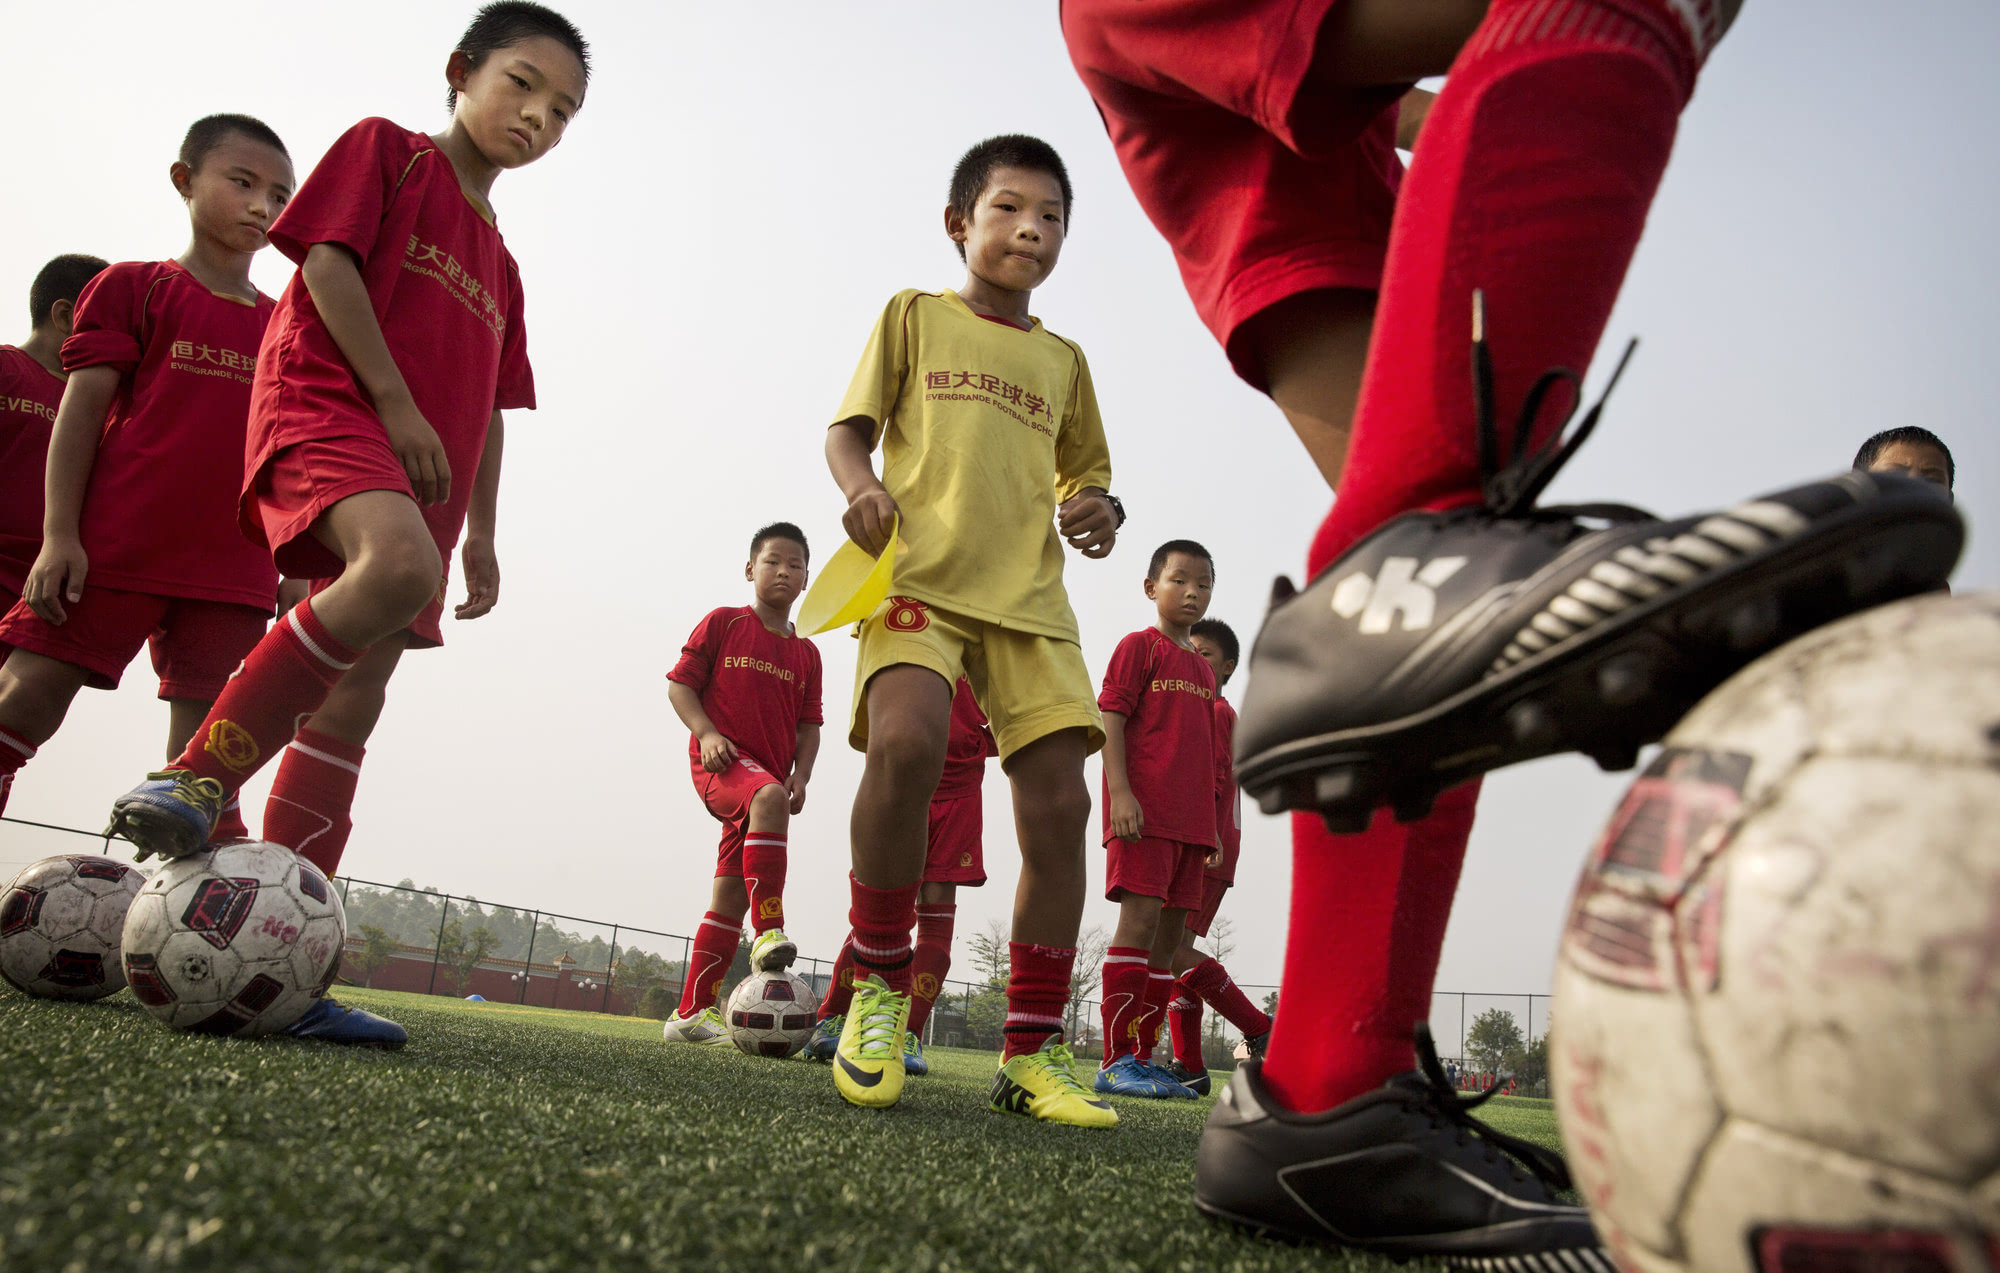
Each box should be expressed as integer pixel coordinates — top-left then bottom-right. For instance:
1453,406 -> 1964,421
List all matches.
465,994 -> 486,1002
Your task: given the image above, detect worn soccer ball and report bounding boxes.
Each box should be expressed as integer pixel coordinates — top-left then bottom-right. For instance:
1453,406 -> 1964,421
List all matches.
121,840 -> 345,1036
726,969 -> 819,1058
0,854 -> 146,1000
1551,592 -> 2000,1273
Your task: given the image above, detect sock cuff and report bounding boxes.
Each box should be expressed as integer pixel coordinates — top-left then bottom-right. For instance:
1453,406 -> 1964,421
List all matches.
286,600 -> 363,671
914,902 -> 957,919
743,832 -> 788,847
0,727 -> 36,760
1147,969 -> 1176,983
698,912 -> 739,934
1465,0 -> 1702,93
1105,946 -> 1150,965
290,727 -> 367,769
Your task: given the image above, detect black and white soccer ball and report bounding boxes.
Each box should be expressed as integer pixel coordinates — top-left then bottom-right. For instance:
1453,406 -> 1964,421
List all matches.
121,840 -> 345,1036
726,969 -> 819,1058
0,854 -> 145,1000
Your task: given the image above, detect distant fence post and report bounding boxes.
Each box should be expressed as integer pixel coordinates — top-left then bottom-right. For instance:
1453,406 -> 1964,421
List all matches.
519,910 -> 539,1004
1459,992 -> 1467,1060
426,895 -> 452,995
602,925 -> 619,1014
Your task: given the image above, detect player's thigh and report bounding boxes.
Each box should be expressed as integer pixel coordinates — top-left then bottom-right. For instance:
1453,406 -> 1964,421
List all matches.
0,646 -> 98,738
312,491 -> 442,586
851,598 -> 965,765
1310,0 -> 1488,86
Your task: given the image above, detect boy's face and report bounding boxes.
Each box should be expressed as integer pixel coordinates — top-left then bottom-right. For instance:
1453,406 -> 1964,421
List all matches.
747,537 -> 809,613
949,166 -> 1067,295
448,35 -> 586,171
1189,634 -> 1236,688
173,135 -> 295,255
1867,441 -> 1952,493
1145,552 -> 1214,629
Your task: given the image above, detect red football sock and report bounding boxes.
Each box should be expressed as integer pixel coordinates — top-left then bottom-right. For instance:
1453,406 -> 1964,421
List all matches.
677,911 -> 740,1016
742,830 -> 788,933
168,600 -> 362,793
210,794 -> 248,841
1137,968 -> 1175,1061
1185,955 -> 1273,1040
818,936 -> 857,1021
262,727 -> 365,878
1098,946 -> 1151,1064
1168,977 -> 1206,1071
907,902 -> 956,1038
847,874 -> 919,994
1002,941 -> 1075,1061
0,728 -> 35,818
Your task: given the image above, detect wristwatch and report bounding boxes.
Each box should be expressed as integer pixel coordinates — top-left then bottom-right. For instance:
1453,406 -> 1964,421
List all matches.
1103,493 -> 1127,527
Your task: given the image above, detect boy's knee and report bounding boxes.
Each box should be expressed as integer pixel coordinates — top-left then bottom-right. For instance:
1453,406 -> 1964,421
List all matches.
355,537 -> 443,619
749,783 -> 790,820
869,724 -> 947,788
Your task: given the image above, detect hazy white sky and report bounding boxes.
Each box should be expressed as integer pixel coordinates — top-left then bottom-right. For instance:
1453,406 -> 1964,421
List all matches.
2,2 -> 1992,1030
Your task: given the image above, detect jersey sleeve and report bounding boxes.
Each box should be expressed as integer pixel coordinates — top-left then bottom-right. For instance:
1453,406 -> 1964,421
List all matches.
60,263 -> 149,374
1053,342 -> 1113,503
800,643 -> 824,727
833,290 -> 917,447
266,118 -> 410,269
1096,631 -> 1153,717
665,609 -> 723,691
493,255 -> 535,412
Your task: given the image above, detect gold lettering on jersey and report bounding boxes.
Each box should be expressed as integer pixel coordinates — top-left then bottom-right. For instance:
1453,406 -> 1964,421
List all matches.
402,235 -> 506,341
722,655 -> 796,683
169,340 -> 258,385
2,396 -> 57,422
1149,678 -> 1215,700
922,369 -> 1055,437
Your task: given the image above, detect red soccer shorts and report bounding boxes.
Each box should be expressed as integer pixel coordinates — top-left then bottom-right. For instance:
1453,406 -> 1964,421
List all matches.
0,582 -> 17,663
691,754 -> 784,877
0,587 -> 268,699
1062,0 -> 1405,385
924,791 -> 987,886
1184,874 -> 1232,938
1106,835 -> 1208,911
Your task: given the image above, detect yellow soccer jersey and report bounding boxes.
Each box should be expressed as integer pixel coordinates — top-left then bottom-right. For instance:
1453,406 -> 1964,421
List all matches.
834,289 -> 1113,642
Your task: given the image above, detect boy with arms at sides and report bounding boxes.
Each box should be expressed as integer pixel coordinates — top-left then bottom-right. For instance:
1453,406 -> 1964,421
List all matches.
1095,540 -> 1218,1100
1161,617 -> 1273,1096
0,119 -> 290,839
106,2 -> 592,1051
806,676 -> 995,1075
1066,0 -> 1958,1261
826,134 -> 1124,1127
661,523 -> 823,1045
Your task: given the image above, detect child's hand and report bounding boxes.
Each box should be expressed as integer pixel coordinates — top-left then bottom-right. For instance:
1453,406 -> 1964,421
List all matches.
843,487 -> 901,558
455,538 -> 499,620
381,398 -> 452,506
785,772 -> 808,815
1109,789 -> 1145,842
23,536 -> 88,625
1206,847 -> 1222,868
698,730 -> 738,773
1057,492 -> 1117,559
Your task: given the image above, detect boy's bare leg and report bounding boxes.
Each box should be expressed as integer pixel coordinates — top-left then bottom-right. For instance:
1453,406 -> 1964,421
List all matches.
301,637 -> 408,747
1003,727 -> 1090,946
850,665 -> 952,889
1234,290 -> 1377,490
707,874 -> 749,925
0,651 -> 90,816
306,492 -> 445,650
165,698 -> 209,759
1109,893 -> 1162,955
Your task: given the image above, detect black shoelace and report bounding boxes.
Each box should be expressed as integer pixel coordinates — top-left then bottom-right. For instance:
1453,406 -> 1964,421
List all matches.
1406,1022 -> 1575,1195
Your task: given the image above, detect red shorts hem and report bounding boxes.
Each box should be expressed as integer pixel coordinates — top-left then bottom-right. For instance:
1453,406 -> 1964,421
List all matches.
1218,248 -> 1390,386
1184,875 -> 1231,938
0,591 -> 266,698
1104,836 -> 1207,911
248,437 -> 414,581
924,793 -> 987,886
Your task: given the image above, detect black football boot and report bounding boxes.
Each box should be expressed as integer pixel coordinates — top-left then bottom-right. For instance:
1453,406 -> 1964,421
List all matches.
1196,1025 -> 1612,1270
1235,304 -> 1964,830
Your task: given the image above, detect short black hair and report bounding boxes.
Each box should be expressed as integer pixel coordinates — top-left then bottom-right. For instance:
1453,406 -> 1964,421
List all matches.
750,521 -> 809,566
448,2 -> 592,112
1147,539 -> 1214,581
1854,426 -> 1954,489
1190,619 -> 1240,683
948,134 -> 1074,262
28,254 -> 110,330
179,114 -> 289,171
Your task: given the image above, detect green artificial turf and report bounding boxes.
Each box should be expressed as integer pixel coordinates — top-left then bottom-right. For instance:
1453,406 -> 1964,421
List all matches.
0,986 -> 1564,1272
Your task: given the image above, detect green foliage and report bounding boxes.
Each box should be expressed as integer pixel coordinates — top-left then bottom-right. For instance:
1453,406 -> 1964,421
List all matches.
1507,1033 -> 1550,1095
635,985 -> 677,1021
436,921 -> 498,996
1466,1007 -> 1524,1074
348,925 -> 398,988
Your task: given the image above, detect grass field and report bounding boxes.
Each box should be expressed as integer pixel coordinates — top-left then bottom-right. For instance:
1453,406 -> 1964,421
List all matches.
0,986 -> 1567,1272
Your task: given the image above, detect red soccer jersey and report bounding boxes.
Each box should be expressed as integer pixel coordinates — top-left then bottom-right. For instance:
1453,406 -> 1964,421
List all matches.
1207,695 -> 1242,883
0,346 -> 65,592
667,606 -> 824,777
933,677 -> 998,801
247,117 -> 534,557
59,262 -> 277,607
1097,627 -> 1219,847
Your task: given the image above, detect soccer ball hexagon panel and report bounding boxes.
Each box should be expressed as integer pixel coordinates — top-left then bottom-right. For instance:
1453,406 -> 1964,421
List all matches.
0,854 -> 145,1000
726,969 -> 820,1057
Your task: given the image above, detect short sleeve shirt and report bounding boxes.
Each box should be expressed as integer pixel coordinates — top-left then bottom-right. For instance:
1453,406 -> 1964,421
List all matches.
1207,696 -> 1242,883
1097,627 -> 1218,847
60,262 -> 278,607
933,676 -> 998,801
833,289 -> 1112,642
667,605 -> 824,777
0,347 -> 66,593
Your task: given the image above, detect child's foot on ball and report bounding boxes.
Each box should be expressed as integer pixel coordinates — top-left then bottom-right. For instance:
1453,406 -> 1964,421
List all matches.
662,1006 -> 730,1045
1095,1053 -> 1197,1099
991,1041 -> 1117,1129
285,997 -> 407,1048
832,975 -> 909,1109
749,928 -> 796,972
106,769 -> 225,862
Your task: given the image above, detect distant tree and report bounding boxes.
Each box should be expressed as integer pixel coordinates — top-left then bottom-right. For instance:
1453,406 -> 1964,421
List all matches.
635,986 -> 676,1021
437,921 -> 499,995
1466,1008 -> 1524,1074
349,925 -> 398,987
611,949 -> 670,1004
1064,925 -> 1110,1039
1509,1033 -> 1550,1093
1198,915 -> 1236,966
968,920 -> 1011,987
1262,989 -> 1278,1016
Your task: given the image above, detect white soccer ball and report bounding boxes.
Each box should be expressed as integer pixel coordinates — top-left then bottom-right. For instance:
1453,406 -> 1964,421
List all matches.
726,969 -> 819,1058
0,854 -> 146,1000
121,840 -> 345,1036
1551,592 -> 2000,1273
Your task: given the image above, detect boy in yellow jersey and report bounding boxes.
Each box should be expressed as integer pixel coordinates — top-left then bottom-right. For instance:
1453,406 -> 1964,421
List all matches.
825,134 -> 1121,1127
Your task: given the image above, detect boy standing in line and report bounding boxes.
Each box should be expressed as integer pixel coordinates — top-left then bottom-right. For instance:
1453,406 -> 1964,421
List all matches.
825,134 -> 1122,1128
661,523 -> 822,1045
1095,540 -> 1217,1100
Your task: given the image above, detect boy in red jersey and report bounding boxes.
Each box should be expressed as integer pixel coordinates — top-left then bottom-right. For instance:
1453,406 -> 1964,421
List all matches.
1160,618 -> 1273,1096
1067,0 -> 1958,1261
826,135 -> 1122,1129
806,676 -> 995,1074
106,3 -> 590,1049
1094,540 -> 1218,1100
0,119 -> 289,836
661,523 -> 823,1045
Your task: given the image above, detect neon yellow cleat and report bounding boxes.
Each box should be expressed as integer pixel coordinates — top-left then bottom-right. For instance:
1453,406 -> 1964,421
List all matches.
749,927 -> 797,972
991,1040 -> 1119,1129
833,975 -> 910,1109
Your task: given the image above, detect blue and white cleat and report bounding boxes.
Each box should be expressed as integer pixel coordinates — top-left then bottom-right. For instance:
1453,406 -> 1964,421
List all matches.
902,1030 -> 928,1076
803,1014 -> 842,1062
1095,1053 -> 1198,1099
106,769 -> 225,862
286,997 -> 408,1048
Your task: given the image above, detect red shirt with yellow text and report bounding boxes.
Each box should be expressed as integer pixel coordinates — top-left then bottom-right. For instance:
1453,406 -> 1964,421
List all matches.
1097,627 -> 1218,847
668,605 -> 824,777
0,346 -> 66,592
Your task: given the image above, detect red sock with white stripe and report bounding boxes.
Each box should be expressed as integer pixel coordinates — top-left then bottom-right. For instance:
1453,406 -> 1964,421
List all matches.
1184,955 -> 1273,1040
817,936 -> 857,1021
262,728 -> 365,877
907,902 -> 956,1037
0,727 -> 36,817
167,600 -> 362,792
1002,941 -> 1075,1061
1137,968 -> 1176,1061
742,830 -> 788,933
1168,977 -> 1206,1071
1098,946 -> 1151,1065
677,911 -> 740,1016
847,874 -> 919,993
210,794 -> 249,841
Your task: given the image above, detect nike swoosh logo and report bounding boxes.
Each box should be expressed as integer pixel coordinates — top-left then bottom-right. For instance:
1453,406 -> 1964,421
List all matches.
837,1054 -> 883,1087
